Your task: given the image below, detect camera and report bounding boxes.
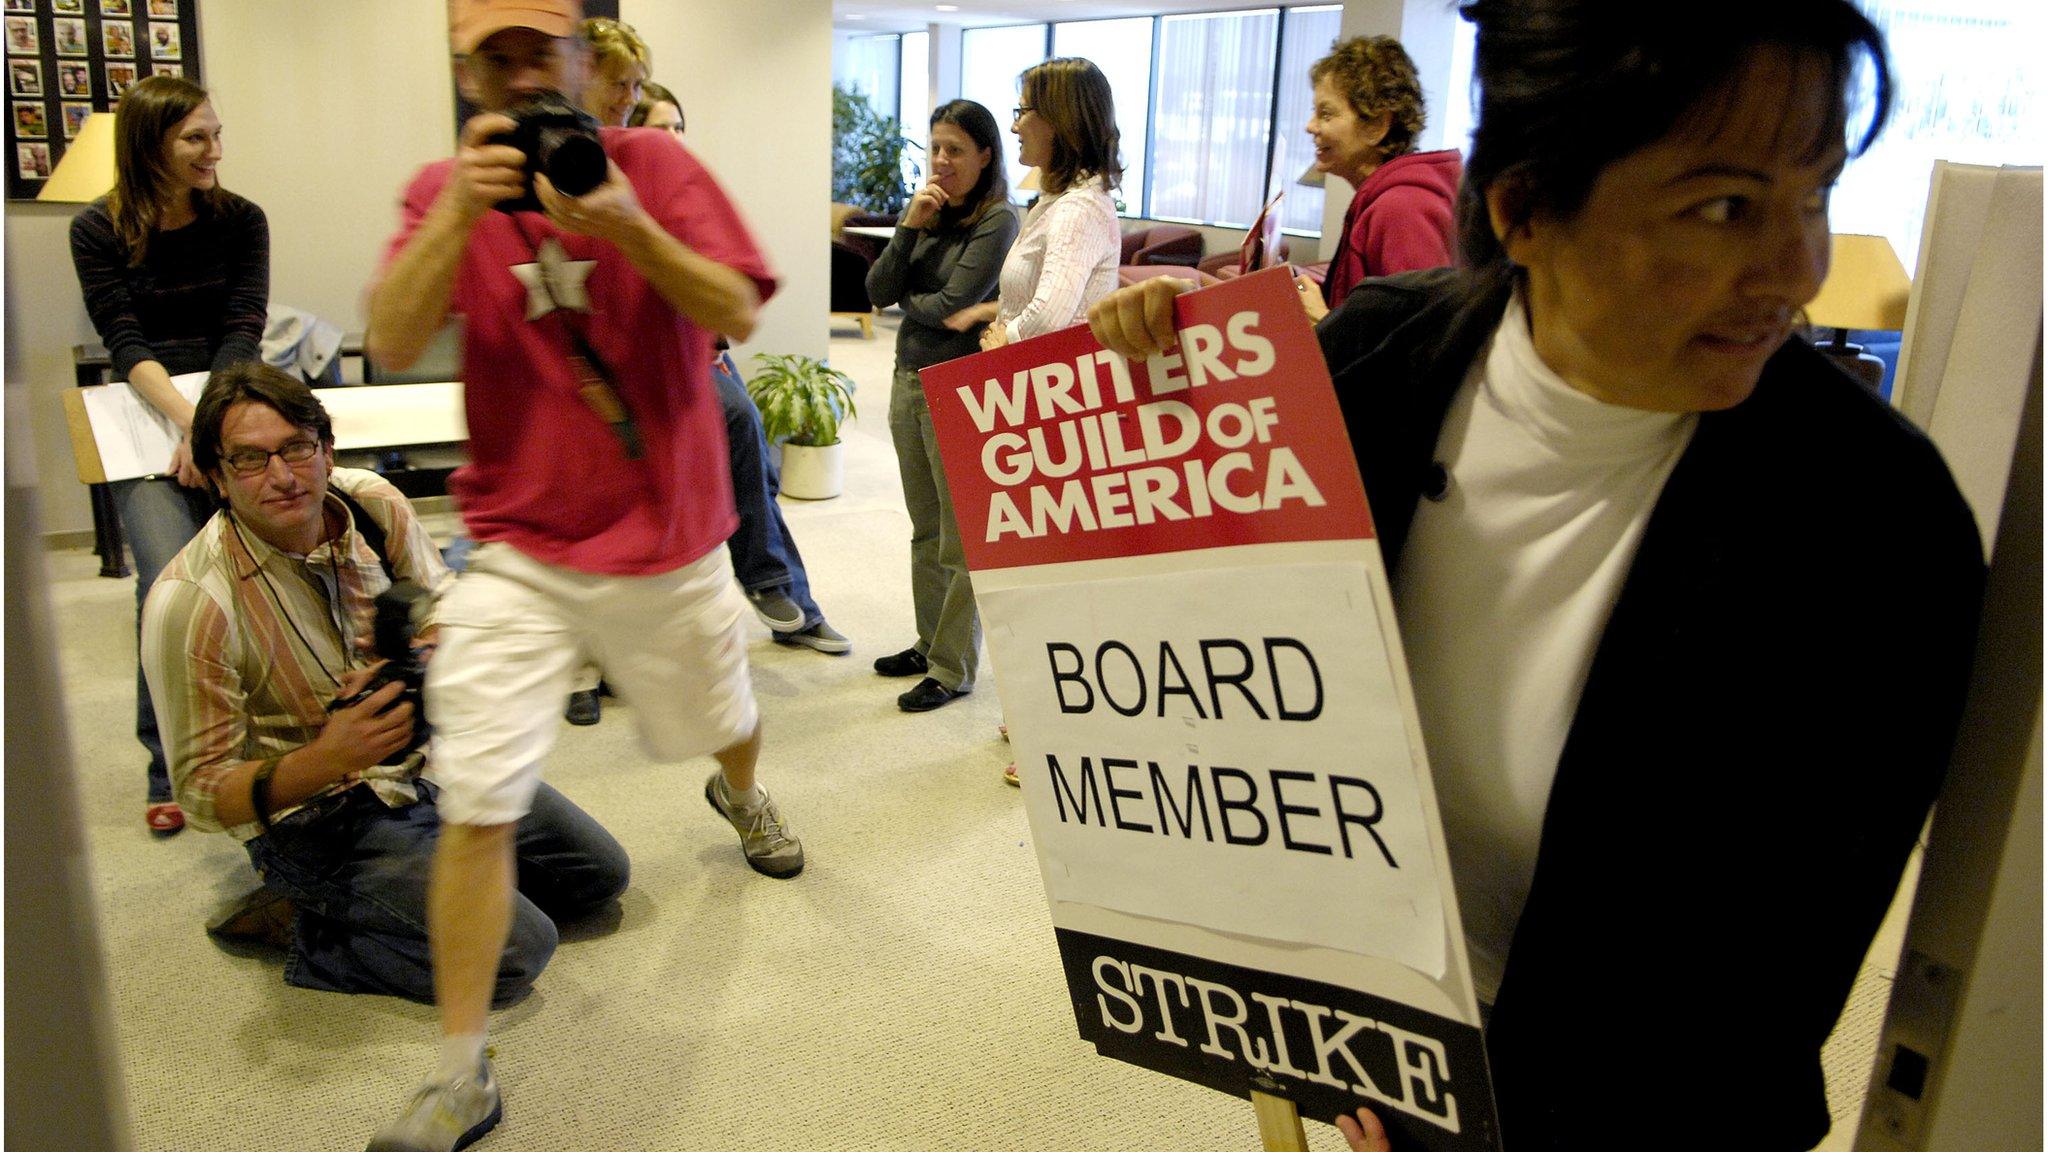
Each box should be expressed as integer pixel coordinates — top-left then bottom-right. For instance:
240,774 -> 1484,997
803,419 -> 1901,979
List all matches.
329,580 -> 433,765
490,90 -> 607,214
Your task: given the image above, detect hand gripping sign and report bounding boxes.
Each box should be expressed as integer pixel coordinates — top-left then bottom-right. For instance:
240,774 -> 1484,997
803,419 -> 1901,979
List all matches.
921,268 -> 1500,1151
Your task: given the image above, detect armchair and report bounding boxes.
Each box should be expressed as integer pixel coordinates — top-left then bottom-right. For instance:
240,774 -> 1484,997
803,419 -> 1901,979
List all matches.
1120,224 -> 1203,268
830,240 -> 876,339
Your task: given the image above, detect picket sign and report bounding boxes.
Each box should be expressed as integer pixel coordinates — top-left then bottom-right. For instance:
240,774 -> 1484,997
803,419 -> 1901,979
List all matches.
921,268 -> 1501,1150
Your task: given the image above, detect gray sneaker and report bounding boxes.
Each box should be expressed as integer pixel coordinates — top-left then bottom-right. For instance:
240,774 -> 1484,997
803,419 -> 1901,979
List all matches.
365,1061 -> 502,1152
773,620 -> 852,654
703,775 -> 806,878
746,588 -> 806,632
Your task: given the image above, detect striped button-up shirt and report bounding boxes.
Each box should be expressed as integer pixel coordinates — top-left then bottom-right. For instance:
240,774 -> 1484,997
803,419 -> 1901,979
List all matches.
996,174 -> 1120,344
141,468 -> 449,840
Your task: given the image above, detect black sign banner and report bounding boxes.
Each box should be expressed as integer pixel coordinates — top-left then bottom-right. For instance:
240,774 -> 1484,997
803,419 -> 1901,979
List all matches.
1057,928 -> 1501,1151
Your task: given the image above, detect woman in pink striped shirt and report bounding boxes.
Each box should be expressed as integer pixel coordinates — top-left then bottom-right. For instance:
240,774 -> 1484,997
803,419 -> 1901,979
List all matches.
954,57 -> 1126,784
972,57 -> 1124,353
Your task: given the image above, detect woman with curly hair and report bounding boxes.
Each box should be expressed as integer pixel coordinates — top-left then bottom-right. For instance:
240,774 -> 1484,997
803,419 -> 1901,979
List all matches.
1304,35 -> 1461,315
576,14 -> 648,128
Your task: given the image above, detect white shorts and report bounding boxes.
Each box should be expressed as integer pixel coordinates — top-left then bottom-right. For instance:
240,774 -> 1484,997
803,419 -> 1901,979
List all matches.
425,541 -> 758,826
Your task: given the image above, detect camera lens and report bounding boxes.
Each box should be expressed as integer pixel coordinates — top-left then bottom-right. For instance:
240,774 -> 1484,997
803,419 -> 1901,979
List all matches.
540,130 -> 607,197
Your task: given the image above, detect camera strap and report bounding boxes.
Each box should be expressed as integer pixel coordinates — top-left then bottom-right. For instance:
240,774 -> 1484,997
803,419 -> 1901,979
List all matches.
332,487 -> 396,584
509,218 -> 645,460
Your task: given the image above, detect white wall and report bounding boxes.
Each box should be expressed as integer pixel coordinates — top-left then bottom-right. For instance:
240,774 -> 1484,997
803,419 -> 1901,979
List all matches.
3,0 -> 833,539
625,0 -> 831,371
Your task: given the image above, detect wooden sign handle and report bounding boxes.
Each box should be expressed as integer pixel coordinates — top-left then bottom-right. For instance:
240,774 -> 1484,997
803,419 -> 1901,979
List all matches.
1252,1090 -> 1309,1152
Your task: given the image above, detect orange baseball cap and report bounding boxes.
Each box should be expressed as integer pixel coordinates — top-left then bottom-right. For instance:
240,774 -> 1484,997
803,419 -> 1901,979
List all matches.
450,0 -> 582,55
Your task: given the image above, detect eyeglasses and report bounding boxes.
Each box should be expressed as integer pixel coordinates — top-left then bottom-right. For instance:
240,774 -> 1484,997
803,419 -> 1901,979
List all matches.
222,438 -> 320,476
1012,105 -> 1034,120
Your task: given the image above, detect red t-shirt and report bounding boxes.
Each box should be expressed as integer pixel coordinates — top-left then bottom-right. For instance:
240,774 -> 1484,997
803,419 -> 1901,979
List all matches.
381,127 -> 777,575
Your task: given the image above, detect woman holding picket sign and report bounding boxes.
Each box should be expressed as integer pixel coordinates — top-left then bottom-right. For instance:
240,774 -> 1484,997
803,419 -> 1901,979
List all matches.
1097,2 -> 1983,1148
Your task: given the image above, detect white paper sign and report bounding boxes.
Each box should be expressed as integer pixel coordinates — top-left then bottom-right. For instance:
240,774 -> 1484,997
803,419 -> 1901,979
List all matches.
987,562 -> 1446,978
79,370 -> 207,481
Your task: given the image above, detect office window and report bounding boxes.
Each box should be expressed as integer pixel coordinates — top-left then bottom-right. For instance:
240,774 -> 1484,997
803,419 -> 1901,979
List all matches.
1834,0 -> 2041,273
1148,9 -> 1281,227
961,23 -> 1050,198
1271,6 -> 1343,234
1052,18 -> 1154,216
1440,13 -> 1479,158
900,31 -> 930,140
840,33 -> 900,125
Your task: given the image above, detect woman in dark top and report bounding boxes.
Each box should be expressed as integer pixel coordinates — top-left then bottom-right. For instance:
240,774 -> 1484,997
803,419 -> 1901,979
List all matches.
865,99 -> 1019,714
1091,2 -> 1982,1148
70,74 -> 269,836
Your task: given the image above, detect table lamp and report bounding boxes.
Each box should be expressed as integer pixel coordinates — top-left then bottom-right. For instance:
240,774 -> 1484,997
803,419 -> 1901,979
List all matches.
37,111 -> 117,203
1017,167 -> 1040,193
1806,232 -> 1911,391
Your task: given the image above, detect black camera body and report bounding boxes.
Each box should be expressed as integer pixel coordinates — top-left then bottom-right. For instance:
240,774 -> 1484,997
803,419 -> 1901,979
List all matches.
490,91 -> 607,214
330,579 -> 433,765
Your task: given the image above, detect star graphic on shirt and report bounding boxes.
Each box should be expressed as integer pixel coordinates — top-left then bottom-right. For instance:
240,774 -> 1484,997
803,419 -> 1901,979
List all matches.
510,237 -> 597,321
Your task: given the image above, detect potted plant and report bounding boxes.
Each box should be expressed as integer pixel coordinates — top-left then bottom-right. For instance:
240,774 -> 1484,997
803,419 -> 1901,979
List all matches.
747,353 -> 858,500
833,84 -> 920,215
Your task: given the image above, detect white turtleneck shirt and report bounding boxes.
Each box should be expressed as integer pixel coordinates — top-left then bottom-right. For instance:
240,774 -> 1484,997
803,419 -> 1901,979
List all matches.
1392,290 -> 1699,1002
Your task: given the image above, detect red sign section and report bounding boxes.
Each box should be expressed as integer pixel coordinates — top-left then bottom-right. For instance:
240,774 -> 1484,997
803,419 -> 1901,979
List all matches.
921,268 -> 1376,572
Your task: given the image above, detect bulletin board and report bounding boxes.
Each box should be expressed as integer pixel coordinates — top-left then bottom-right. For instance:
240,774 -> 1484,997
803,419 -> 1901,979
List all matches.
5,0 -> 202,200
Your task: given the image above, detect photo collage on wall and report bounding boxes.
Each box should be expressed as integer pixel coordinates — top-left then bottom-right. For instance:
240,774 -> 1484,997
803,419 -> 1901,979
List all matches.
7,0 -> 201,200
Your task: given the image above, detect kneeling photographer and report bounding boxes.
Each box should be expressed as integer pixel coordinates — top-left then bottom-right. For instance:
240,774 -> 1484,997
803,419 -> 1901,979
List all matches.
142,362 -> 627,1007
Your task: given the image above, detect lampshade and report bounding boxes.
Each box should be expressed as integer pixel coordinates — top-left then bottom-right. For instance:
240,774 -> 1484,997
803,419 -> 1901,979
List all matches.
1806,233 -> 1911,332
1018,167 -> 1040,193
1296,163 -> 1325,189
37,111 -> 117,203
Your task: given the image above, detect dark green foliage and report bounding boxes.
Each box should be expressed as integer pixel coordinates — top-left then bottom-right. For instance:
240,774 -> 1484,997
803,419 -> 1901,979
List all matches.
833,84 -> 918,214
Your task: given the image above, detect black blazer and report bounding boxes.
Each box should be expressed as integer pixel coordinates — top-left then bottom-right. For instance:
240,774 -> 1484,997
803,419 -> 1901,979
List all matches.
1319,269 -> 1985,1151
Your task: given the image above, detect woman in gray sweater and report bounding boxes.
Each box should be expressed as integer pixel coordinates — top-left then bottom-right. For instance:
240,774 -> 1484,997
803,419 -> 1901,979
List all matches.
865,99 -> 1019,715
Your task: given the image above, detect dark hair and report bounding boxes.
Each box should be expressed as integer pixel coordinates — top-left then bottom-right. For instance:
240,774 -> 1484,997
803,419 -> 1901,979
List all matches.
191,362 -> 335,478
1456,0 -> 1893,272
930,99 -> 1009,228
630,80 -> 682,131
1020,57 -> 1122,194
1308,35 -> 1426,161
107,75 -> 220,265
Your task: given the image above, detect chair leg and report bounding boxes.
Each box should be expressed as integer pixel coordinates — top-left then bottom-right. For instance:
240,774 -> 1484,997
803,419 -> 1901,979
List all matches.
860,313 -> 874,340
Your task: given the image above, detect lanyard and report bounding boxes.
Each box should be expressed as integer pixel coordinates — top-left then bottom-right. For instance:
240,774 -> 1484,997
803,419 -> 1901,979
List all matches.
509,215 -> 645,460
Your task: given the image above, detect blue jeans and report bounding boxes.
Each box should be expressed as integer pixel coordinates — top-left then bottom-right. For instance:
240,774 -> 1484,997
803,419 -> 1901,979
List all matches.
714,355 -> 822,630
244,781 -> 629,1007
111,476 -> 216,802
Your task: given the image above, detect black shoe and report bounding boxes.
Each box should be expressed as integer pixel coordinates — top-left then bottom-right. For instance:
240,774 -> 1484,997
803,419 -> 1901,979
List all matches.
898,677 -> 968,713
565,689 -> 602,726
873,647 -> 929,678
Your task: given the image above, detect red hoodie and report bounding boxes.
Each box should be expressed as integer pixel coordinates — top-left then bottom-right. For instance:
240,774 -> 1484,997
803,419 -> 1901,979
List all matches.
1322,148 -> 1463,307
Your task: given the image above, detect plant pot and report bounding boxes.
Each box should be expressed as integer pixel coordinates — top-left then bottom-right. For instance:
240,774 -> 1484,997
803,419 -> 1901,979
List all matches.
780,441 -> 844,500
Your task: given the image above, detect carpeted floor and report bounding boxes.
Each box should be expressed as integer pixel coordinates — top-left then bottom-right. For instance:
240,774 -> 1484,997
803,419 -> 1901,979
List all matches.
46,312 -> 1894,1151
